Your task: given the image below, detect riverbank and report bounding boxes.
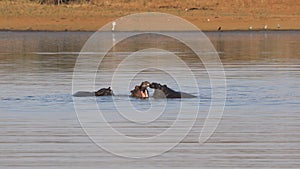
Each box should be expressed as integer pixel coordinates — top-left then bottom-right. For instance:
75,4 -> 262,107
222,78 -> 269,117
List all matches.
1,0 -> 299,31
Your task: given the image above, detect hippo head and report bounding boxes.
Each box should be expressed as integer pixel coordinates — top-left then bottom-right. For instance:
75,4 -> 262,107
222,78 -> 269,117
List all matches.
130,81 -> 150,98
149,82 -> 164,90
95,87 -> 114,96
140,81 -> 150,91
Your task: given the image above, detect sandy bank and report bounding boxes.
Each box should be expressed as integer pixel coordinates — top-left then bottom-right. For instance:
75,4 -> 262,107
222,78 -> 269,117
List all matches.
0,0 -> 299,31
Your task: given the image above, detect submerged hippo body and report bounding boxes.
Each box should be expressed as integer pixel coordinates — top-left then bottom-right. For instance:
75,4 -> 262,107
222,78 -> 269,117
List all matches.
149,82 -> 196,98
130,81 -> 150,99
73,87 -> 114,97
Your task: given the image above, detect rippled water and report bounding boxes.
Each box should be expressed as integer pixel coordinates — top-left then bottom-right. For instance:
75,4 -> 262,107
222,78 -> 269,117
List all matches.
0,31 -> 299,168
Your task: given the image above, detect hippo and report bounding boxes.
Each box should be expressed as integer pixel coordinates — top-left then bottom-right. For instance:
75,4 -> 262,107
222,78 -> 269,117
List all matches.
130,81 -> 150,99
73,87 -> 114,97
149,82 -> 196,98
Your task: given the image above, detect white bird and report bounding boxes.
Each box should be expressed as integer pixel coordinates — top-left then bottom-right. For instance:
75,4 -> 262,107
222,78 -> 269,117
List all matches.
264,24 -> 268,30
277,24 -> 281,29
249,26 -> 253,30
112,22 -> 116,31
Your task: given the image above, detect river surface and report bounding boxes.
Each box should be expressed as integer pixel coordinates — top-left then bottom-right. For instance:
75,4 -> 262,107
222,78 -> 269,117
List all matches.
0,31 -> 299,168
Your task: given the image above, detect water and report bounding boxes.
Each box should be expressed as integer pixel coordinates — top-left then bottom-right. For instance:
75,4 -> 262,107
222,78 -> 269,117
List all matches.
0,31 -> 300,168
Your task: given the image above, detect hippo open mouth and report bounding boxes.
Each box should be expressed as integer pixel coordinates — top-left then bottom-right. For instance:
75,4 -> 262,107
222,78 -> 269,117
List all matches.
130,81 -> 150,99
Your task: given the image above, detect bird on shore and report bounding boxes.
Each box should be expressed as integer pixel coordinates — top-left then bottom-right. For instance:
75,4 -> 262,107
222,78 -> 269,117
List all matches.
277,24 -> 281,29
264,25 -> 268,30
112,22 -> 116,31
249,26 -> 253,30
218,27 -> 222,31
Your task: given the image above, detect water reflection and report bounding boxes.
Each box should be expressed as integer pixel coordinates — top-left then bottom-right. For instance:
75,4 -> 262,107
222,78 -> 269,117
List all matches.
208,31 -> 300,63
0,31 -> 299,72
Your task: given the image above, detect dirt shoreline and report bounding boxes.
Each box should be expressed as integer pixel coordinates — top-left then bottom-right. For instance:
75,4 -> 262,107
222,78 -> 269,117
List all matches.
1,28 -> 299,32
1,16 -> 299,32
1,1 -> 299,32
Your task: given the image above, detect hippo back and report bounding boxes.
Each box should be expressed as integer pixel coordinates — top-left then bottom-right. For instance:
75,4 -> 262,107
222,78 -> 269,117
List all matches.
73,91 -> 96,97
73,87 -> 113,97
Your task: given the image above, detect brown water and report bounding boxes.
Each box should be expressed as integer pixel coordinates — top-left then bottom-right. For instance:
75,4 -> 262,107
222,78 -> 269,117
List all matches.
0,31 -> 299,168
